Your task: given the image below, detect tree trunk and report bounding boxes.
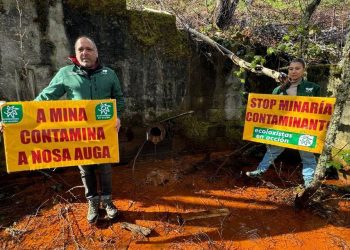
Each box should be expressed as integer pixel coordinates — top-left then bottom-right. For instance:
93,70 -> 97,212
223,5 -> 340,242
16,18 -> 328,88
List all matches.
300,0 -> 321,58
215,0 -> 239,30
295,32 -> 350,209
303,0 -> 322,24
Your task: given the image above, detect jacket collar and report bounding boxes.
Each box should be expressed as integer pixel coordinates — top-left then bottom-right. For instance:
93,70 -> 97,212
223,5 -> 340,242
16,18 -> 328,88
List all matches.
68,56 -> 102,76
279,78 -> 306,95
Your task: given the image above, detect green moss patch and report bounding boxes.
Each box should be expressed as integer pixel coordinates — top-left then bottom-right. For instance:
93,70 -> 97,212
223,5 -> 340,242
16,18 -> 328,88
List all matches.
176,115 -> 243,146
128,10 -> 190,58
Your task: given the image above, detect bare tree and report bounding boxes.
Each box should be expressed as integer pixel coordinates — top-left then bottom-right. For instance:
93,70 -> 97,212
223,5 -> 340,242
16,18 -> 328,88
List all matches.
295,31 -> 350,208
302,0 -> 322,25
15,0 -> 35,101
299,0 -> 322,58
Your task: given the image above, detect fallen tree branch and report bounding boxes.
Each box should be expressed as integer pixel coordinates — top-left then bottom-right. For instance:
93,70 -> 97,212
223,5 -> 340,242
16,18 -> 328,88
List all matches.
185,26 -> 283,81
178,208 -> 230,224
295,31 -> 350,208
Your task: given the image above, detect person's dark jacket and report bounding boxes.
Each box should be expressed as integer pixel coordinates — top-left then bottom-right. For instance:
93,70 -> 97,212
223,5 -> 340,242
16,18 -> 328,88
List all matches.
272,79 -> 320,97
35,58 -> 125,117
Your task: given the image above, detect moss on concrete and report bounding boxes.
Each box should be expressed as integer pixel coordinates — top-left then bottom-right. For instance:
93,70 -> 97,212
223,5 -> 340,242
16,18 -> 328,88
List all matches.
330,64 -> 342,77
225,120 -> 244,141
63,1 -> 188,58
176,115 -> 243,147
128,9 -> 190,58
65,0 -> 126,15
177,115 -> 210,143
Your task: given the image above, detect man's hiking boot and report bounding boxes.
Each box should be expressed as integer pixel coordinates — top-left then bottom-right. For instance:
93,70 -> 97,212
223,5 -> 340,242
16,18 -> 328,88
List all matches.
87,196 -> 99,224
245,169 -> 265,178
101,195 -> 118,220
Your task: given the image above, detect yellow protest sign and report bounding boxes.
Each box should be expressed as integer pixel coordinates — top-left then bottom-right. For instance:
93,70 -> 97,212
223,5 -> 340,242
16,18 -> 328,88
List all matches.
1,100 -> 119,173
243,93 -> 336,153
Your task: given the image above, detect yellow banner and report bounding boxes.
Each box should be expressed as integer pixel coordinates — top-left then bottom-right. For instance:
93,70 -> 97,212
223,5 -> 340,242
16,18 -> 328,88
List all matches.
243,93 -> 336,153
1,100 -> 119,173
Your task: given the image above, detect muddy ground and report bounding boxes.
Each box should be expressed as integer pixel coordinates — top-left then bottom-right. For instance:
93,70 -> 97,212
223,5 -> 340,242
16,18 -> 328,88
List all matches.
0,151 -> 349,249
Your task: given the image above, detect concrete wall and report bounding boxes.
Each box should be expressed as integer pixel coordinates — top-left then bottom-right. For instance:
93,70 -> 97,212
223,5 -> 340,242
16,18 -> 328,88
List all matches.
1,0 -> 349,158
0,0 -> 243,122
0,0 -> 245,162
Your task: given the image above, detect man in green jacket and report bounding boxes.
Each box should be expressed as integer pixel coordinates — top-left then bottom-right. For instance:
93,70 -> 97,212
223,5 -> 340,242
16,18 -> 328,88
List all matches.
35,36 -> 125,224
246,58 -> 320,188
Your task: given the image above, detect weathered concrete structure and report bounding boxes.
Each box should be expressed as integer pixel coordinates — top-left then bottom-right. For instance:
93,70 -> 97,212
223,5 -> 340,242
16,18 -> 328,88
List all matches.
0,0 -> 348,165
0,0 -> 244,118
0,0 -> 245,162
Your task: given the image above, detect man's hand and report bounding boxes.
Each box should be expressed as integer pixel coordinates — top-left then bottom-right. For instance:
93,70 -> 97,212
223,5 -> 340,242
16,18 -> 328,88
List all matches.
277,72 -> 291,91
116,118 -> 121,132
0,101 -> 6,133
278,72 -> 289,83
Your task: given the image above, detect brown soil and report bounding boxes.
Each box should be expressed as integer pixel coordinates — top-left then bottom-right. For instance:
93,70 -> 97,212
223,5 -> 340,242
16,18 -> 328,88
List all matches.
0,151 -> 349,249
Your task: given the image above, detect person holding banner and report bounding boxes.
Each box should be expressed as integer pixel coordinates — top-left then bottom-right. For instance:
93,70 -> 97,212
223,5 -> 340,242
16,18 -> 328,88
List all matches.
35,36 -> 125,224
0,101 -> 6,132
246,58 -> 320,188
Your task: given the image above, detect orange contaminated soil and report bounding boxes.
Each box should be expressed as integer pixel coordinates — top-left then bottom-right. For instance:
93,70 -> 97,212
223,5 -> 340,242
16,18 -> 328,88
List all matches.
0,152 -> 349,249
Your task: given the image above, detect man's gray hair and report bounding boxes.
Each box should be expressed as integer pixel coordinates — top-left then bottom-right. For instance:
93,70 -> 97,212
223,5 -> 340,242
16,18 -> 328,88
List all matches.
74,35 -> 97,50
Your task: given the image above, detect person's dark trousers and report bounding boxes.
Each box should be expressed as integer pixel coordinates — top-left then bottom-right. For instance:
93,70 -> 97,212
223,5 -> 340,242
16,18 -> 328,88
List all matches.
78,163 -> 112,199
79,164 -> 117,223
79,164 -> 118,223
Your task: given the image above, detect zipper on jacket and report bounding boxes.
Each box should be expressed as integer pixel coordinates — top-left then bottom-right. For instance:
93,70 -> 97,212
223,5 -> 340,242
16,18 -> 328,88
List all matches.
89,78 -> 93,100
86,75 -> 92,100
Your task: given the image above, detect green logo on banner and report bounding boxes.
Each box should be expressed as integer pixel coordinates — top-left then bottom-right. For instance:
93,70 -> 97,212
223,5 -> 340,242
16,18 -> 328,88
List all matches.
1,104 -> 23,124
95,102 -> 114,120
253,127 -> 317,148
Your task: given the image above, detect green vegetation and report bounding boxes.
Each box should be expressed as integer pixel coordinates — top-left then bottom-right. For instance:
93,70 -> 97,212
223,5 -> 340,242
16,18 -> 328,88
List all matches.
128,10 -> 190,58
328,148 -> 350,170
66,0 -> 190,58
132,0 -> 349,64
177,115 -> 210,143
175,115 -> 242,148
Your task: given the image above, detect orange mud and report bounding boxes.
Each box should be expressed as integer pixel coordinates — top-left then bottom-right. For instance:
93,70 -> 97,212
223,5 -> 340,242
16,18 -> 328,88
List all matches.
0,152 -> 349,249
